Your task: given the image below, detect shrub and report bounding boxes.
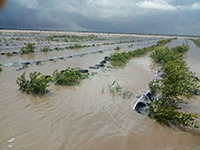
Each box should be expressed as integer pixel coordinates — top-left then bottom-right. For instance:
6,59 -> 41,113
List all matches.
148,46 -> 200,128
40,46 -> 52,52
0,63 -> 2,72
19,42 -> 35,54
16,64 -> 29,71
148,99 -> 198,128
64,38 -> 68,42
171,45 -> 189,53
190,39 -> 200,47
16,71 -> 50,95
55,47 -> 64,51
5,52 -> 13,57
157,38 -> 175,46
109,52 -> 130,67
15,38 -> 20,41
150,45 -> 189,65
109,39 -> 175,68
52,67 -> 89,86
69,44 -> 83,49
109,46 -> 155,67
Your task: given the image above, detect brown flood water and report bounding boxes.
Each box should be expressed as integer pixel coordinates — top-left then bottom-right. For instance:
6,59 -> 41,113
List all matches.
0,32 -> 200,150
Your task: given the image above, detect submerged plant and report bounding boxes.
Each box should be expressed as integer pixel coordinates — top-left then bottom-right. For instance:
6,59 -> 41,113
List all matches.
19,42 -> 35,54
108,80 -> 122,93
16,64 -> 29,71
40,46 -> 52,52
109,38 -> 176,67
69,43 -> 84,49
0,63 -> 2,72
5,52 -> 13,57
157,38 -> 176,46
52,67 -> 89,86
107,80 -> 134,99
109,45 -> 157,67
190,38 -> 200,47
114,47 -> 120,50
54,47 -> 64,51
147,45 -> 200,128
16,71 -> 50,95
122,87 -> 134,99
109,52 -> 130,67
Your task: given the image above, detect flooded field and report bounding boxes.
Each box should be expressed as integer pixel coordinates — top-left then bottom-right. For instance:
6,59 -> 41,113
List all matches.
0,30 -> 200,150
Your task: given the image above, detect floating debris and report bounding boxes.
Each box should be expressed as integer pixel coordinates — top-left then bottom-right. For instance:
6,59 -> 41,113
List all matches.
95,64 -> 104,67
89,66 -> 99,69
78,69 -> 89,73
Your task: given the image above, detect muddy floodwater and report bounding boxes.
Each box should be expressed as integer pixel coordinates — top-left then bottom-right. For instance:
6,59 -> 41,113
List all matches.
0,30 -> 200,150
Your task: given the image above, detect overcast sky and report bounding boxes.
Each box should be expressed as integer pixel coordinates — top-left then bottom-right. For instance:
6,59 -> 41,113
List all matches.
0,0 -> 199,36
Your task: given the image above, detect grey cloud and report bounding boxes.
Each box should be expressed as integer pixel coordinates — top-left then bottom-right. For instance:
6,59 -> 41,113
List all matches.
0,0 -> 199,36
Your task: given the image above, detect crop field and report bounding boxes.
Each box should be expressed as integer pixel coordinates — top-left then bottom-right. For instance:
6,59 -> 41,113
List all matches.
0,30 -> 200,150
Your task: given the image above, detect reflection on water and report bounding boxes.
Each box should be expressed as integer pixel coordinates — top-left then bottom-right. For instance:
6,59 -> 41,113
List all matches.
0,34 -> 200,150
19,53 -> 36,60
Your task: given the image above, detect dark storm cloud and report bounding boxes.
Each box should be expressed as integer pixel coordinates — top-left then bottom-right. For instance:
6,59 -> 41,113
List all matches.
0,0 -> 199,35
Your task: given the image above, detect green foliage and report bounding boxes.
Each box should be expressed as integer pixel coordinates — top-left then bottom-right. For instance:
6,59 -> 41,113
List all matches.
162,60 -> 199,98
91,72 -> 97,76
107,80 -> 133,99
46,36 -> 54,41
157,38 -> 176,46
148,46 -> 200,128
5,52 -> 13,57
15,38 -> 20,41
16,72 -> 50,95
109,52 -> 130,66
103,43 -> 110,45
19,42 -> 35,54
97,50 -> 103,53
52,67 -> 89,86
109,46 -> 156,67
16,64 -> 29,71
190,38 -> 200,47
45,34 -> 97,42
55,47 -> 64,51
150,45 -> 189,64
122,87 -> 134,99
108,80 -> 122,93
150,47 -> 169,63
148,99 -> 198,128
171,45 -> 189,53
40,46 -> 52,52
69,44 -> 84,49
148,79 -> 161,95
114,47 -> 120,50
64,38 -> 68,42
0,63 -> 2,72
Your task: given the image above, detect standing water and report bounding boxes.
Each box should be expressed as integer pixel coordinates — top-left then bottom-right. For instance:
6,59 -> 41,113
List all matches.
0,31 -> 200,150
